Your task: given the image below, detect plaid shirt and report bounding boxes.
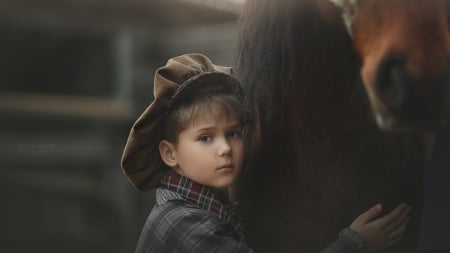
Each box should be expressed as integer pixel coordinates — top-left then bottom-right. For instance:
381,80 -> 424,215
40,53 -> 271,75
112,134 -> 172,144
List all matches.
134,171 -> 252,253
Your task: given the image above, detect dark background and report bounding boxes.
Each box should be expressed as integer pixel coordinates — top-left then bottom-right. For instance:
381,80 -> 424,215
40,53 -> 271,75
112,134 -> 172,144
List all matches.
420,123 -> 450,252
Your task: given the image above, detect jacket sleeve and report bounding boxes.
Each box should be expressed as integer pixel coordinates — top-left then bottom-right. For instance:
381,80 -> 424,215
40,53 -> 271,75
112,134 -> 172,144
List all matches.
318,228 -> 368,253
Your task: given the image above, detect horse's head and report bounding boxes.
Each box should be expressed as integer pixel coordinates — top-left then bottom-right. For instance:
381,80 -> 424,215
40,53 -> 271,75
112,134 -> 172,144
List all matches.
330,0 -> 450,131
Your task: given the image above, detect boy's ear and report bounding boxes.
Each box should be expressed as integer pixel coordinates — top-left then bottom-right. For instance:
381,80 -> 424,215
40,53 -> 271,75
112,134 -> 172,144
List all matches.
159,140 -> 177,167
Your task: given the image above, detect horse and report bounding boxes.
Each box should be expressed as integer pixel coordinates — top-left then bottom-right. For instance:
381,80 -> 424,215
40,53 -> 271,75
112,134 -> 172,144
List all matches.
234,0 -> 450,252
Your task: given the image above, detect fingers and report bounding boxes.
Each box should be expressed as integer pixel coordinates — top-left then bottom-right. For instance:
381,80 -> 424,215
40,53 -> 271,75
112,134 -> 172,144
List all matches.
354,203 -> 383,224
353,203 -> 412,251
385,206 -> 410,233
374,203 -> 410,228
388,217 -> 409,245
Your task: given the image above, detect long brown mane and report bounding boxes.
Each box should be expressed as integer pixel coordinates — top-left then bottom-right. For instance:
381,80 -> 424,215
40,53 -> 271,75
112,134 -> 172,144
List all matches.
235,0 -> 430,252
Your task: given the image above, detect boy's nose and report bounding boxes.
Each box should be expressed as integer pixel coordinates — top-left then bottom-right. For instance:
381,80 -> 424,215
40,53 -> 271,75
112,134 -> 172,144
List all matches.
218,139 -> 232,156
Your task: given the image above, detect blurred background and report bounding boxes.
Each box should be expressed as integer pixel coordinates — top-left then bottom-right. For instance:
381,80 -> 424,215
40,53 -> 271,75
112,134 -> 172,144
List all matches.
0,0 -> 242,252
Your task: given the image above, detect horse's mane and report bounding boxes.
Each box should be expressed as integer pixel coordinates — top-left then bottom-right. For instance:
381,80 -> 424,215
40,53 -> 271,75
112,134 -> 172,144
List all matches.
236,0 -> 366,143
235,0 -> 370,174
235,0 -> 295,136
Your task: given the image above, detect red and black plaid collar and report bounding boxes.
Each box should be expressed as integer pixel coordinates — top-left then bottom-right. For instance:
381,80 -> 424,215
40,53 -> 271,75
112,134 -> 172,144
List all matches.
161,170 -> 244,239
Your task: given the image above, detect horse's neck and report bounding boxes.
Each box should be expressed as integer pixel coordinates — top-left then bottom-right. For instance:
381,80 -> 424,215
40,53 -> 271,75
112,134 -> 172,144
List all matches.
287,68 -> 370,137
287,21 -> 366,131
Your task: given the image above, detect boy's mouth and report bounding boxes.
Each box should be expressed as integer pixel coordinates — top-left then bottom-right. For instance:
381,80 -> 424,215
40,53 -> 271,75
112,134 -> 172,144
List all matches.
217,164 -> 233,171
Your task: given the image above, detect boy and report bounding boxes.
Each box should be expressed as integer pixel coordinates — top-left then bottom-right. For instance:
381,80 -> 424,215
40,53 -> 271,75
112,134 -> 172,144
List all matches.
121,53 -> 411,253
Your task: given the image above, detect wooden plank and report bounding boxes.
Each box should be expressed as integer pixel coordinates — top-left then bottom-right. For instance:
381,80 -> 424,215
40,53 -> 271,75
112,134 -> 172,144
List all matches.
0,92 -> 133,119
0,0 -> 240,31
176,0 -> 243,14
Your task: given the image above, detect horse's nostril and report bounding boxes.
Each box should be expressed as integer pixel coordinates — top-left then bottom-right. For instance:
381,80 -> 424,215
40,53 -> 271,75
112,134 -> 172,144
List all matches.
375,54 -> 412,112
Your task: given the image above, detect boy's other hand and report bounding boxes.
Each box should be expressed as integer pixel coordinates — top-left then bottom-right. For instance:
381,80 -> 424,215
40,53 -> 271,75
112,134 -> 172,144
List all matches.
349,203 -> 411,252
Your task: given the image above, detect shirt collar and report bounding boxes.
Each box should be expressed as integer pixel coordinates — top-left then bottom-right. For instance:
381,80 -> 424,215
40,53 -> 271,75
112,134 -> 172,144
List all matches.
159,171 -> 245,241
160,170 -> 236,222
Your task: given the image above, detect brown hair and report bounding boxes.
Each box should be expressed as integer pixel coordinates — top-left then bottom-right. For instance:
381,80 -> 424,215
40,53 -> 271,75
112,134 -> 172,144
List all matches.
162,74 -> 247,143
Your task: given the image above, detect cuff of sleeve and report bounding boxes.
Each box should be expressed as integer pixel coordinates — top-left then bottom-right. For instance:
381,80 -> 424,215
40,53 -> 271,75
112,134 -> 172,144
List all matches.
338,228 -> 368,252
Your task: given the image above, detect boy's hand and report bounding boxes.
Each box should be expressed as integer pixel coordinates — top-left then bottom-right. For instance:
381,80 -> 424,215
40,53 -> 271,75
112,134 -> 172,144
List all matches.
349,203 -> 411,252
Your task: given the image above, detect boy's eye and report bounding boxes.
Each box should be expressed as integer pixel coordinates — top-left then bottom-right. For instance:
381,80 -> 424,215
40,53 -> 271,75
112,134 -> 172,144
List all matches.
227,130 -> 242,139
199,135 -> 212,142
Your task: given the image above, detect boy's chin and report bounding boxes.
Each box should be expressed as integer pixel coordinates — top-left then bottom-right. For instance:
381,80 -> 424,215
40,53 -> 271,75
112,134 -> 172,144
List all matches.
210,176 -> 238,189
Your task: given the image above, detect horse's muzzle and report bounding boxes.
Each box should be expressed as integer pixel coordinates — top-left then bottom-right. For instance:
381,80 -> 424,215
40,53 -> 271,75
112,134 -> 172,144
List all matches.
373,53 -> 450,131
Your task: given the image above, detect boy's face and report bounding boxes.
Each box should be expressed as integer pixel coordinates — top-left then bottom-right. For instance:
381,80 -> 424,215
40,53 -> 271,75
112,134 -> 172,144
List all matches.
164,111 -> 244,189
